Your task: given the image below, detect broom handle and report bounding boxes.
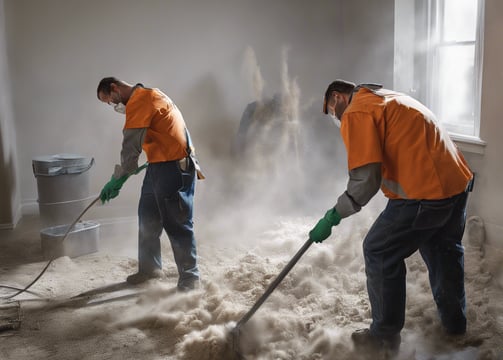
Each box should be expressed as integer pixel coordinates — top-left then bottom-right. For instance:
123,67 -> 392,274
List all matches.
235,238 -> 313,329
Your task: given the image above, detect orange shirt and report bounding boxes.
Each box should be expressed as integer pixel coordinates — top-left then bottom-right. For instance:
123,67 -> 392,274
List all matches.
124,86 -> 188,162
341,88 -> 472,200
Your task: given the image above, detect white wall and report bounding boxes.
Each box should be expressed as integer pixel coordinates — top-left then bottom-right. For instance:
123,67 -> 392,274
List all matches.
3,0 -> 348,217
2,0 -> 396,224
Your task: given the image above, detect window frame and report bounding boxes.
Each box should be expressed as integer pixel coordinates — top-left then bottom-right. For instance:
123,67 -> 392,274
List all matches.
393,0 -> 486,153
425,0 -> 485,140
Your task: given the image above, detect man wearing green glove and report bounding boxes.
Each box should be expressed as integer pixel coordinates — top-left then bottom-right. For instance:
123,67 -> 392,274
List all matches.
310,79 -> 473,353
100,163 -> 149,203
97,77 -> 204,291
308,208 -> 341,243
100,174 -> 128,203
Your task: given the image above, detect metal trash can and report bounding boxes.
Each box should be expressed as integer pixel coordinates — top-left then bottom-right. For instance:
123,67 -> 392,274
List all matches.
32,154 -> 95,227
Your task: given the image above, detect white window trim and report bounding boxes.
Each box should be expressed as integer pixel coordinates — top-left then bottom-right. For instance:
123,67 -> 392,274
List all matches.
449,0 -> 485,154
473,0 -> 485,140
451,133 -> 486,155
426,0 -> 485,146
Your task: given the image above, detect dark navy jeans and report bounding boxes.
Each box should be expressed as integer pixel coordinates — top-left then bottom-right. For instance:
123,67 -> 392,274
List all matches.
138,160 -> 199,288
363,191 -> 469,338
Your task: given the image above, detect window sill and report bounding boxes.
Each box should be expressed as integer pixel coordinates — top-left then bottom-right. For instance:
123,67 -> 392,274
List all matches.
449,133 -> 486,155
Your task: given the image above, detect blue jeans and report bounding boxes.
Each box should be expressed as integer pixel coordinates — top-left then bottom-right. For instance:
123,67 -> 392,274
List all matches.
138,160 -> 199,288
363,191 -> 469,338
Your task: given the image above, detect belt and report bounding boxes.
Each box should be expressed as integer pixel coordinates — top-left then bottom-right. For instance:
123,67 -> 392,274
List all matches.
178,157 -> 190,171
177,155 -> 205,180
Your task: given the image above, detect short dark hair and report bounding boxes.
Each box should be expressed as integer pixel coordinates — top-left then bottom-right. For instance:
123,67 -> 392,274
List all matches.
323,79 -> 356,114
97,77 -> 121,99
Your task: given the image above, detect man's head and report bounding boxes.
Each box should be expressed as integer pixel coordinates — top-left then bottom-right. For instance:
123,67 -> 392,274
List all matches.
97,77 -> 133,113
323,79 -> 355,121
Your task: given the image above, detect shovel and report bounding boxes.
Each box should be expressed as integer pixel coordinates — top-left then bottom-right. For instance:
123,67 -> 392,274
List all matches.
230,238 -> 314,358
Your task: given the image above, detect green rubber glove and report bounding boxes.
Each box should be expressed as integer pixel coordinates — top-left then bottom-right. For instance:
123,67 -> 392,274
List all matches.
309,208 -> 342,243
100,175 -> 128,203
100,162 -> 149,204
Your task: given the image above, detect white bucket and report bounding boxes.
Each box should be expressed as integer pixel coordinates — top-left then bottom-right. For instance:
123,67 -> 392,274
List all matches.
40,221 -> 100,260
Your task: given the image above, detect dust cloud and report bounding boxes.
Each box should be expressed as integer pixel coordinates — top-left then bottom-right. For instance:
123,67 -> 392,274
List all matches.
242,46 -> 265,103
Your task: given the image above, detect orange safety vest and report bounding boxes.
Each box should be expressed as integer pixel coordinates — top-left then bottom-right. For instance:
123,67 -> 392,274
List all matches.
341,88 -> 472,200
124,87 -> 188,163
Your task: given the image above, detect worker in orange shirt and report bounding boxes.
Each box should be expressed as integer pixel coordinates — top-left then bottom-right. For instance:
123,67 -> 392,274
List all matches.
97,77 -> 203,291
309,79 -> 473,353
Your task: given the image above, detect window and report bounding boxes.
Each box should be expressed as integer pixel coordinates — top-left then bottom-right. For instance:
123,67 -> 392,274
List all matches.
394,0 -> 485,140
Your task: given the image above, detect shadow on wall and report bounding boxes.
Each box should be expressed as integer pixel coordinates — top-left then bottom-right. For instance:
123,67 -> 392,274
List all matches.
231,92 -> 304,212
233,96 -> 348,214
0,137 -> 18,228
192,89 -> 349,226
180,73 -> 237,160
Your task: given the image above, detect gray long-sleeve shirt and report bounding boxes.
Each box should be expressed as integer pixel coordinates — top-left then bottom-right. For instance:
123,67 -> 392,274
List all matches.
334,162 -> 382,218
113,128 -> 147,179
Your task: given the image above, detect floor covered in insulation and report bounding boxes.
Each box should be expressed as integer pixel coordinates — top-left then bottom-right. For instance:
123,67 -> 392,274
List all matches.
0,207 -> 502,360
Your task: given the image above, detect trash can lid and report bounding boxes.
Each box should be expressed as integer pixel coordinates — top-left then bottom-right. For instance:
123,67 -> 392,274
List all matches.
33,154 -> 93,176
53,153 -> 85,160
33,153 -> 85,163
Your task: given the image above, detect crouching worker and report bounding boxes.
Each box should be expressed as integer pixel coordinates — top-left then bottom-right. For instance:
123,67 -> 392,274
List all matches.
309,79 -> 473,353
97,77 -> 204,291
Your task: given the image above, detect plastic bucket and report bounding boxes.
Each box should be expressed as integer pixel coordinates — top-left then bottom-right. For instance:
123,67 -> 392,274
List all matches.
40,221 -> 100,259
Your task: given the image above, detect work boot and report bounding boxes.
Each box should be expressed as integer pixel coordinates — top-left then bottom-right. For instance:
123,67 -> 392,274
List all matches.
126,269 -> 165,285
177,278 -> 201,292
351,328 -> 401,354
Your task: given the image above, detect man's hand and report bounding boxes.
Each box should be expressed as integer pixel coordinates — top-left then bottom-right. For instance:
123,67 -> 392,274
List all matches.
100,175 -> 128,203
100,163 -> 149,204
309,208 -> 341,243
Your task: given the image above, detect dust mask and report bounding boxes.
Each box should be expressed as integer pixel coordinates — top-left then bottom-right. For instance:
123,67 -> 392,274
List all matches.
113,102 -> 126,114
108,90 -> 126,114
329,113 -> 341,128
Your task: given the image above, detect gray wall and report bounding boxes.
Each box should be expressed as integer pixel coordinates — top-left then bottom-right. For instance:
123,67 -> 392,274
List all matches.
463,0 -> 503,267
0,0 -> 20,229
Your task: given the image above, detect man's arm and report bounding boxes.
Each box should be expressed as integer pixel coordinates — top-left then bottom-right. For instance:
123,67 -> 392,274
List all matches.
334,162 -> 382,218
113,128 -> 147,178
